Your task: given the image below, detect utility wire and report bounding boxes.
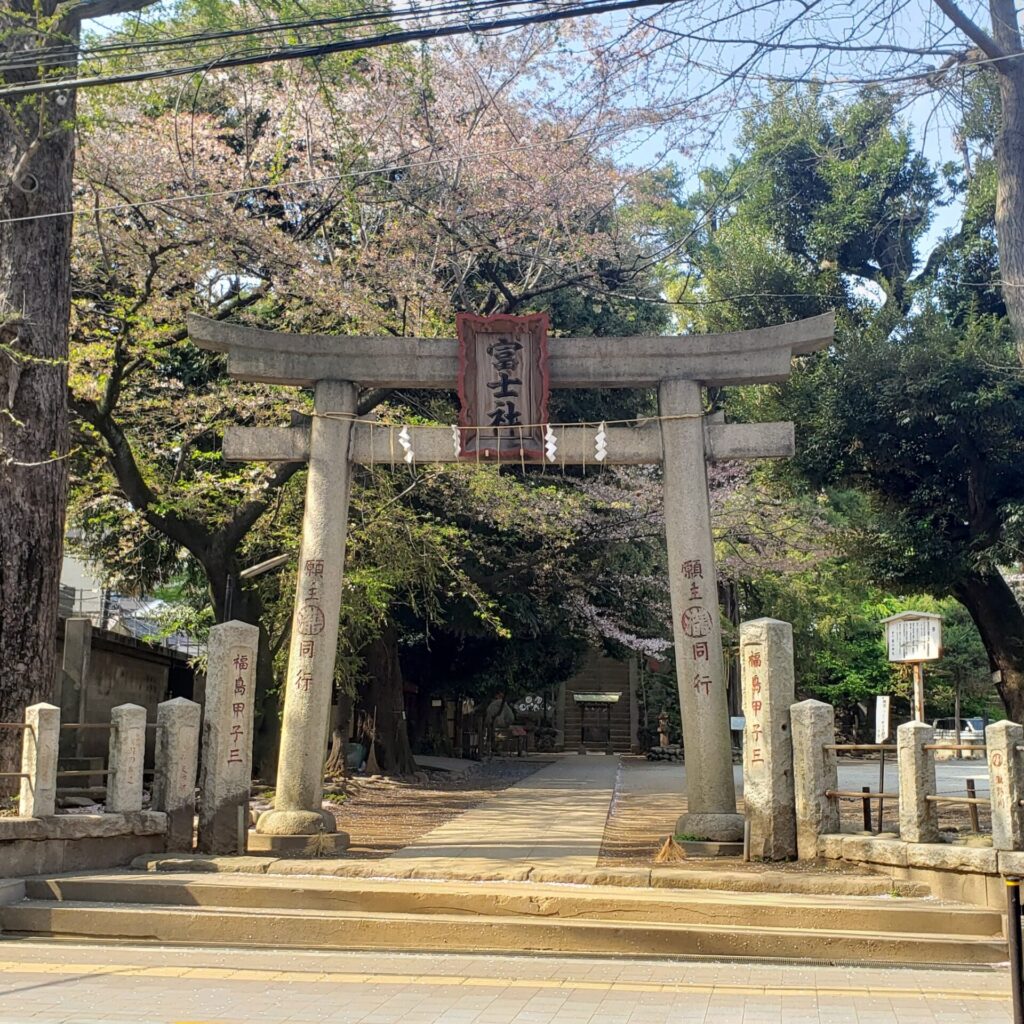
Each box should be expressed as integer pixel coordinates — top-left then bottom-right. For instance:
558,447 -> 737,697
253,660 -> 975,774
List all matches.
0,0 -> 675,97
0,0 -> 545,73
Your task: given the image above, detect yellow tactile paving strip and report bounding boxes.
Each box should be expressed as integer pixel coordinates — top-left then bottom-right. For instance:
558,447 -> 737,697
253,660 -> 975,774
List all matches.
0,959 -> 1009,1002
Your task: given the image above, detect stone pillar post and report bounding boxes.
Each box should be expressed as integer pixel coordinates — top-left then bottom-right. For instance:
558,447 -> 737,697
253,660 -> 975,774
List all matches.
107,703 -> 147,814
153,697 -> 202,851
18,703 -> 60,818
198,621 -> 258,854
256,380 -> 356,850
741,618 -> 796,860
658,378 -> 741,841
790,699 -> 840,860
897,721 -> 939,844
61,617 -> 91,758
986,721 -> 1024,851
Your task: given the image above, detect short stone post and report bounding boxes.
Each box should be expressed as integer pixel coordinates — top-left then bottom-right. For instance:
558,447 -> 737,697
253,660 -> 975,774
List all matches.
790,699 -> 840,859
897,721 -> 939,843
107,703 -> 147,813
986,721 -> 1024,851
198,620 -> 258,854
741,618 -> 797,860
61,617 -> 91,758
153,697 -> 202,851
18,703 -> 60,818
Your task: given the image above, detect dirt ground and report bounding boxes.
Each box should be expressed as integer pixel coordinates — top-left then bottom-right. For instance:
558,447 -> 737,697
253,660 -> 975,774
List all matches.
317,753 -> 993,868
321,757 -> 553,858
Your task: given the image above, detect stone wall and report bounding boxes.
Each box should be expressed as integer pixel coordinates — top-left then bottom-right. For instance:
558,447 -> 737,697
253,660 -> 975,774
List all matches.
815,833 -> 1017,909
0,813 -> 168,877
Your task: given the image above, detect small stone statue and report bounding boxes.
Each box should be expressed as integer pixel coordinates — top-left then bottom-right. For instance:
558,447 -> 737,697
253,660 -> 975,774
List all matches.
658,711 -> 670,749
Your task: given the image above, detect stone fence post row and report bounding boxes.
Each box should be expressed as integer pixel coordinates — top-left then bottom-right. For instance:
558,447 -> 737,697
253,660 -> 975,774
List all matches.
789,702 -> 1024,855
16,699 -> 200,849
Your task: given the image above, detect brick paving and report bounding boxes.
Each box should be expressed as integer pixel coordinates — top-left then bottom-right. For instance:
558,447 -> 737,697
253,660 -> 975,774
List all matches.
0,942 -> 1008,1023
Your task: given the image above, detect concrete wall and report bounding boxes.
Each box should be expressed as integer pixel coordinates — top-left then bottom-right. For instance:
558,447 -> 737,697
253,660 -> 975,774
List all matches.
56,620 -> 194,760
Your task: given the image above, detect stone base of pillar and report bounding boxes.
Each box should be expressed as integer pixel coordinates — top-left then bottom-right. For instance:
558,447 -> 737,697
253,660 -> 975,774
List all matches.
247,831 -> 351,856
677,839 -> 744,858
675,811 -> 744,843
255,808 -> 337,836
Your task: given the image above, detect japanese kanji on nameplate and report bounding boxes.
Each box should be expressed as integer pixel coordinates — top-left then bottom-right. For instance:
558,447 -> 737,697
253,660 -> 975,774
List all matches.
456,312 -> 549,460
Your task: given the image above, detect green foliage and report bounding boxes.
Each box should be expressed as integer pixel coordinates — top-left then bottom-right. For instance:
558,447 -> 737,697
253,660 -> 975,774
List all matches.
644,84 -> 1021,716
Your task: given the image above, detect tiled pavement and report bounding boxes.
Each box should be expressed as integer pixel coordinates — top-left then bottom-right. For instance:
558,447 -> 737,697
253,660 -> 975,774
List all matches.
0,941 -> 1009,1023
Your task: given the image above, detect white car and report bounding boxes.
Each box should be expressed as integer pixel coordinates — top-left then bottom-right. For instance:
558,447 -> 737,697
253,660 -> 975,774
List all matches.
931,717 -> 985,737
930,717 -> 986,759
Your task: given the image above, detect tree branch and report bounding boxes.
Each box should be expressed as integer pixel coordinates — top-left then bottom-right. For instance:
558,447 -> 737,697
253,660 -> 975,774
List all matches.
60,0 -> 159,25
221,460 -> 305,552
931,0 -> 1007,61
70,394 -> 210,559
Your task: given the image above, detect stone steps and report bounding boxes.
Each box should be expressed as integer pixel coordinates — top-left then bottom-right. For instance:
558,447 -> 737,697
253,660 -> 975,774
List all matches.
0,872 -> 1006,965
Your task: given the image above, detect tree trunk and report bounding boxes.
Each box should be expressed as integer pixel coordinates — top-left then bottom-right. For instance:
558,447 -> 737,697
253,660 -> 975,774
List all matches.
0,7 -> 76,776
325,692 -> 353,775
953,570 -> 1024,721
988,1 -> 1024,362
359,626 -> 417,775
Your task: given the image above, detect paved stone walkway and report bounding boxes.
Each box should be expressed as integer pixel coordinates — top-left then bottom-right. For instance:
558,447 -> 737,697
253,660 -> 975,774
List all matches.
0,941 -> 1008,1023
388,755 -> 618,872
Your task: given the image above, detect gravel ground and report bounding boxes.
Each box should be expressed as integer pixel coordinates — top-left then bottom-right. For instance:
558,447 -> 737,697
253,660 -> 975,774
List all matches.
319,756 -> 554,858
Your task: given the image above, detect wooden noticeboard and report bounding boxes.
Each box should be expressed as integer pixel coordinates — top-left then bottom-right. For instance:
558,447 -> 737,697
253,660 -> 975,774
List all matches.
882,612 -> 942,663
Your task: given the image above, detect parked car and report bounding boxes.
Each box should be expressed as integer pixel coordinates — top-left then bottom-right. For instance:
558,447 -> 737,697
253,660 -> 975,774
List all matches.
930,717 -> 986,759
931,717 -> 985,736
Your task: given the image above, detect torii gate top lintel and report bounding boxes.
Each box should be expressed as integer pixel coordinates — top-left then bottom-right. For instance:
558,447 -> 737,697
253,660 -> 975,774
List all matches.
186,310 -> 834,389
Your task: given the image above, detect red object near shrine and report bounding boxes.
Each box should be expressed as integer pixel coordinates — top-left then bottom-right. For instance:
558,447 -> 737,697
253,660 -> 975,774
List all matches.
456,312 -> 550,460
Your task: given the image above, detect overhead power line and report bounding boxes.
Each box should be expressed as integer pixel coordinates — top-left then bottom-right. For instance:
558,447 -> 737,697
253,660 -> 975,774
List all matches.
0,0 -> 541,74
0,0 -> 674,97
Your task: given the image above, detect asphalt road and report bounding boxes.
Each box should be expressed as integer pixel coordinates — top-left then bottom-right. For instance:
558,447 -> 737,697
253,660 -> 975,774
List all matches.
837,757 -> 990,796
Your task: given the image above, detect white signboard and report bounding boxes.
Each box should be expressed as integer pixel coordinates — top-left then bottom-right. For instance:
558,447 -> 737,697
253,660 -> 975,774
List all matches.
884,614 -> 942,663
875,695 -> 891,744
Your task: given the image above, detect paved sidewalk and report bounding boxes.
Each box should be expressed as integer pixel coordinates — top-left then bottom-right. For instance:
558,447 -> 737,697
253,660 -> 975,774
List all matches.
388,755 -> 618,872
0,941 -> 1008,1023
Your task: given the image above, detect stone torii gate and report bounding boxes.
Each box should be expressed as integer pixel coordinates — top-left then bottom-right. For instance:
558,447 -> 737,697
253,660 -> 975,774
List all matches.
188,310 -> 834,852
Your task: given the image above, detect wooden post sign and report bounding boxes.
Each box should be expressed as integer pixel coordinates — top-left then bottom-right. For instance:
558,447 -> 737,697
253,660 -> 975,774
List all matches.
457,312 -> 549,460
882,611 -> 942,723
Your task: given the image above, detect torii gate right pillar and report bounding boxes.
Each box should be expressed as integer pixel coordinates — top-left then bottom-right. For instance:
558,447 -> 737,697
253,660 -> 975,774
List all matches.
659,379 -> 743,841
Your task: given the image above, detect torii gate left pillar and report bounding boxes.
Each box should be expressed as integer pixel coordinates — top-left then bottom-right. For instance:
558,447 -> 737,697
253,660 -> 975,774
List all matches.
189,311 -> 834,851
257,381 -> 356,841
